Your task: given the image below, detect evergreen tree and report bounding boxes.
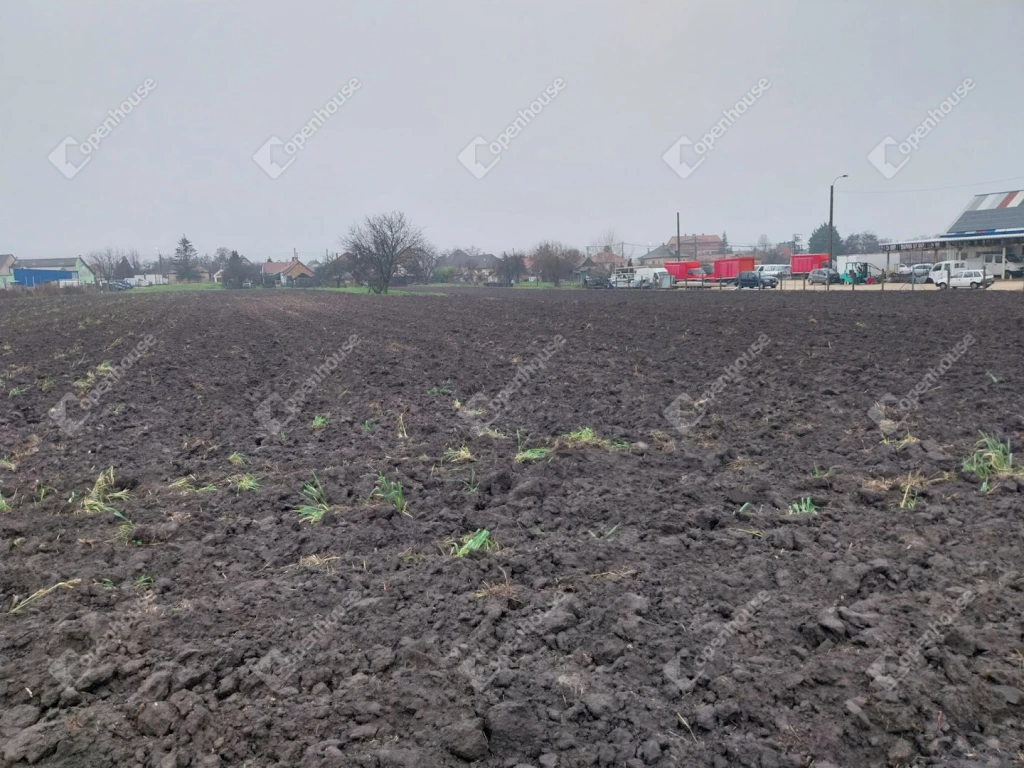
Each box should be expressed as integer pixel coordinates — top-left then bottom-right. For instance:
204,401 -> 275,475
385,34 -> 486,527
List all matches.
174,235 -> 201,282
808,223 -> 844,256
222,250 -> 249,288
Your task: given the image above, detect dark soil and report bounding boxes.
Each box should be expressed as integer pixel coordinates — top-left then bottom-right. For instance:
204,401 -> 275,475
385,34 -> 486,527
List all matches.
1,289 -> 1023,768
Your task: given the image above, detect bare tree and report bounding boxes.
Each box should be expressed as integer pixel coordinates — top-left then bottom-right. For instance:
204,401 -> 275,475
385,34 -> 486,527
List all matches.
845,231 -> 882,255
589,228 -> 632,261
127,249 -> 143,272
495,251 -> 526,285
590,228 -> 621,256
317,255 -> 347,287
88,247 -> 120,282
531,241 -> 581,286
342,212 -> 427,294
406,244 -> 441,284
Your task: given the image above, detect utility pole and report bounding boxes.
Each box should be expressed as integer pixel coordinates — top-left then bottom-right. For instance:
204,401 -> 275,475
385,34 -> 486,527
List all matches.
693,234 -> 698,262
828,174 -> 849,291
676,212 -> 681,260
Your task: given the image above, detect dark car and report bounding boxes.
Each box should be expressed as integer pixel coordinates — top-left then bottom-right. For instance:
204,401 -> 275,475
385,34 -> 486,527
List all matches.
808,268 -> 841,285
736,271 -> 777,289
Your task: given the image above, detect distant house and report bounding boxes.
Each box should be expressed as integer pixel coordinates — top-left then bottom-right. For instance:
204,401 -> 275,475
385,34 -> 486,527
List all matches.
13,257 -> 96,285
447,250 -> 500,283
0,254 -> 15,288
573,257 -> 612,284
447,250 -> 498,269
588,250 -> 627,273
262,256 -> 314,286
666,234 -> 724,260
635,244 -> 679,266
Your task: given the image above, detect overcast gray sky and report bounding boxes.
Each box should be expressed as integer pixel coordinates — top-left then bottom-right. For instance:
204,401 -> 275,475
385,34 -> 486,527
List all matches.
2,0 -> 1021,260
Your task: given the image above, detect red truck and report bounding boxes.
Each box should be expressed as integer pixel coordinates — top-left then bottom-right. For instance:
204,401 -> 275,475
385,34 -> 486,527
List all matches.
665,260 -> 718,286
713,256 -> 755,284
790,253 -> 829,275
664,261 -> 701,280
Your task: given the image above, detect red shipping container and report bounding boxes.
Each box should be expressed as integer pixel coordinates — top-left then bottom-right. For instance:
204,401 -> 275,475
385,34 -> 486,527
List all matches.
790,253 -> 829,274
713,257 -> 755,280
663,261 -> 701,280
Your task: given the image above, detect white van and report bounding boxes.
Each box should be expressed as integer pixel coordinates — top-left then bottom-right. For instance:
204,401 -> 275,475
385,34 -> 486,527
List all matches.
929,260 -> 983,286
632,267 -> 669,288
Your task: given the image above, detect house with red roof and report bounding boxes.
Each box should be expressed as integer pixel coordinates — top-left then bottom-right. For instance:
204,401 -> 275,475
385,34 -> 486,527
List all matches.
262,256 -> 315,286
589,250 -> 627,271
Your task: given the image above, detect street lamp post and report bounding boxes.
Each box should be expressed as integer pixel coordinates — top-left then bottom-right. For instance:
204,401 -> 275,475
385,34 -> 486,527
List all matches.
828,174 -> 848,273
828,174 -> 848,291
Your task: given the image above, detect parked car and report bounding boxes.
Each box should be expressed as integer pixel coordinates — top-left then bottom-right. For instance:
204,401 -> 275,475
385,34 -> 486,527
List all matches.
108,280 -> 133,291
942,269 -> 994,290
928,260 -> 981,285
808,268 -> 841,285
755,264 -> 791,279
908,264 -> 931,283
736,271 -> 777,289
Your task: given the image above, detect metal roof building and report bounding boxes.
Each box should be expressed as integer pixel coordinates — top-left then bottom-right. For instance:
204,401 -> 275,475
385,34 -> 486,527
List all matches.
883,190 -> 1024,278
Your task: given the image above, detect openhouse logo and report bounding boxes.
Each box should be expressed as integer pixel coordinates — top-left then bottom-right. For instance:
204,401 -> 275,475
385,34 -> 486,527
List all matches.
253,78 -> 361,179
663,78 -> 771,179
458,77 -> 567,179
868,78 -> 975,179
48,78 -> 157,179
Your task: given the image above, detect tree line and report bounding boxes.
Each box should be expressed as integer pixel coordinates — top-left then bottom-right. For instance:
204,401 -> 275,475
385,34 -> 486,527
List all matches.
87,215 -> 893,294
87,238 -> 223,283
87,213 -> 596,294
806,224 -> 889,258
